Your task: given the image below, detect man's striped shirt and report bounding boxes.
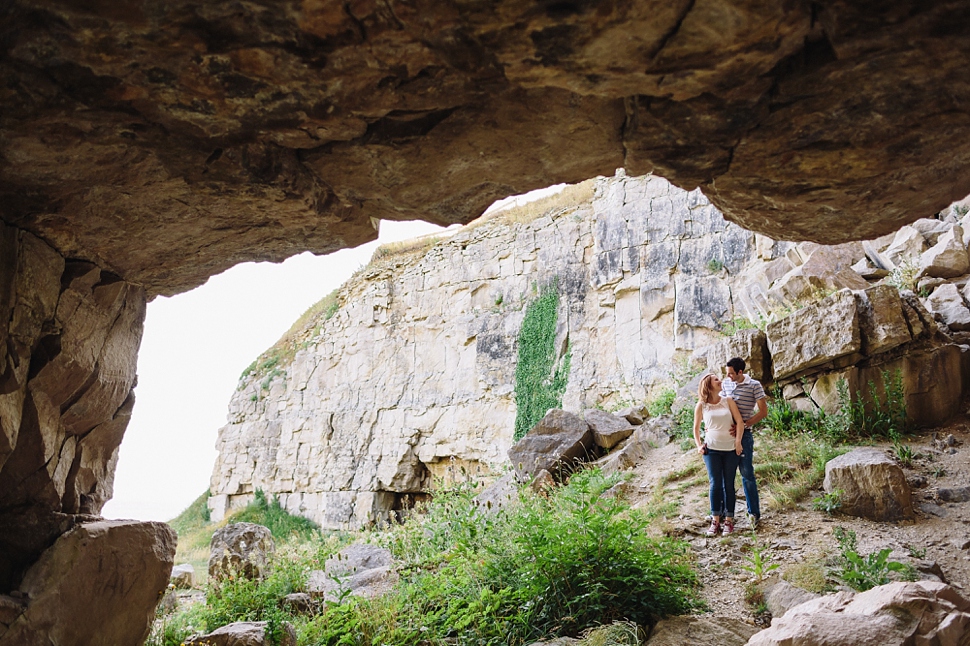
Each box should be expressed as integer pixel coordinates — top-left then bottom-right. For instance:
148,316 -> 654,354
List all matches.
724,376 -> 766,428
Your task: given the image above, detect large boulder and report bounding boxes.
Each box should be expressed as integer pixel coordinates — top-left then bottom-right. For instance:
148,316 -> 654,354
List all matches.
854,285 -> 911,357
170,563 -> 195,589
919,225 -> 970,279
307,544 -> 397,603
508,410 -> 593,482
208,523 -> 276,582
646,616 -> 758,645
925,283 -> 970,331
184,621 -> 297,646
823,448 -> 914,521
582,409 -> 635,449
766,289 -> 861,380
0,520 -> 175,646
747,581 -> 970,646
764,578 -> 821,619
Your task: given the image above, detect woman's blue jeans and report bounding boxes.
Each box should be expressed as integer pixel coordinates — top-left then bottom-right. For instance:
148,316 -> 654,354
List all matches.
703,448 -> 741,518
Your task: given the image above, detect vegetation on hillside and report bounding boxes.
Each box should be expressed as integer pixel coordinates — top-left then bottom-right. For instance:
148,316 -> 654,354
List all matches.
514,282 -> 571,441
152,470 -> 697,646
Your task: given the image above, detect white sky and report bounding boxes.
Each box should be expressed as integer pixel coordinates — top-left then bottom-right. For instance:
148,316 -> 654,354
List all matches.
102,219 -> 455,522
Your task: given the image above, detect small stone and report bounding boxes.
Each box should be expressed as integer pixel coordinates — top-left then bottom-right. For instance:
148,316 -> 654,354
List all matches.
938,486 -> 970,502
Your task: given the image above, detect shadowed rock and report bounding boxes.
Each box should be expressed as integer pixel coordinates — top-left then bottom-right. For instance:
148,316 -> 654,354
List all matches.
0,520 -> 175,646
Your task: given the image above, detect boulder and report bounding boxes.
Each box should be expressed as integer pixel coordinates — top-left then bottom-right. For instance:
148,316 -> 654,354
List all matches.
747,581 -> 970,646
282,593 -> 313,614
854,285 -> 911,357
507,409 -> 593,482
473,472 -> 519,514
910,218 -> 952,245
614,405 -> 647,425
592,420 -> 667,476
0,520 -> 175,646
704,327 -> 771,383
766,290 -> 861,380
208,523 -> 276,582
0,594 -> 26,628
529,469 -> 557,494
925,283 -> 970,331
899,291 -> 938,339
646,616 -> 758,645
764,579 -> 820,619
583,409 -> 635,449
823,448 -> 914,521
882,226 -> 927,269
184,621 -> 297,646
307,544 -> 397,603
809,369 -> 859,415
171,563 -> 195,589
938,486 -> 970,503
919,225 -> 970,279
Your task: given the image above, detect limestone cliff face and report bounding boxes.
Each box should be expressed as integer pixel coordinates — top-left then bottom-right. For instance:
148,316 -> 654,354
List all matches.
209,174 -> 788,528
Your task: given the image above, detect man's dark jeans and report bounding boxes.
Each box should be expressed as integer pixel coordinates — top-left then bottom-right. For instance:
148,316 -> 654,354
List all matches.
739,429 -> 760,519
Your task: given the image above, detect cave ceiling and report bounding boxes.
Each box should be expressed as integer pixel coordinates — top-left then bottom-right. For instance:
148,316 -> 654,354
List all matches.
2,0 -> 969,297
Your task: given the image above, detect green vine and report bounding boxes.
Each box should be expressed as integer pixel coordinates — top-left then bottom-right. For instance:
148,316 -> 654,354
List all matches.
514,282 -> 571,441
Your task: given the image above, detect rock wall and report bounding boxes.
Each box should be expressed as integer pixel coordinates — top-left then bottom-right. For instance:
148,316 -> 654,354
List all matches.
0,222 -> 171,643
209,173 -> 792,527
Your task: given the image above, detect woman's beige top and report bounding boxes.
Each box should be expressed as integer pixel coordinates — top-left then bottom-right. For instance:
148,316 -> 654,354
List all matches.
702,398 -> 735,451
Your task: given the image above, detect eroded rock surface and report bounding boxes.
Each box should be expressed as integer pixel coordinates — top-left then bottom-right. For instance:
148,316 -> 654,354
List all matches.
0,222 -> 146,594
208,523 -> 276,582
3,1 -> 970,299
824,448 -> 915,522
0,520 -> 175,646
747,581 -> 970,646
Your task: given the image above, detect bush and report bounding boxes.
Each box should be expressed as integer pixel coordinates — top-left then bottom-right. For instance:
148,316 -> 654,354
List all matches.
833,527 -> 915,591
647,387 -> 676,417
305,469 -> 699,645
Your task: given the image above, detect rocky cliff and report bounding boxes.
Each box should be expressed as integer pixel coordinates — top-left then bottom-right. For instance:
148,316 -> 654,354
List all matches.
209,173 -> 787,527
211,174 -> 970,530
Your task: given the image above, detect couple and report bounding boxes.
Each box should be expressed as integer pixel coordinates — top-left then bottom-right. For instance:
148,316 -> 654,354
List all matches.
692,357 -> 767,536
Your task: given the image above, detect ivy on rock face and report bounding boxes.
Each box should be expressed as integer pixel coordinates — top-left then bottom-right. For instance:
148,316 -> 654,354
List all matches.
514,283 -> 571,441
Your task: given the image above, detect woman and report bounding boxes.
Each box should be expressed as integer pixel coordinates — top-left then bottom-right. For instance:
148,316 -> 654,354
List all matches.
693,373 -> 745,536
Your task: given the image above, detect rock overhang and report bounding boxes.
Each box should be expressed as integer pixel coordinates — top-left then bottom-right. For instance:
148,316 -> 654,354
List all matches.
2,0 -> 970,298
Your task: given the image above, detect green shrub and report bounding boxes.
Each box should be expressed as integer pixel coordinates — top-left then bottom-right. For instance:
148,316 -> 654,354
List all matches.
646,387 -> 676,417
812,489 -> 843,515
514,283 -> 571,441
483,470 -> 698,636
305,469 -> 698,645
833,527 -> 915,591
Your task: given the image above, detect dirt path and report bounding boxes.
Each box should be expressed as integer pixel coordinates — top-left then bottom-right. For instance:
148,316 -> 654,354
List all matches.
625,417 -> 970,628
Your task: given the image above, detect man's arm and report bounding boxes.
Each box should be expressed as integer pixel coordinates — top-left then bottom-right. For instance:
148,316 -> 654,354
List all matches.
746,397 -> 768,427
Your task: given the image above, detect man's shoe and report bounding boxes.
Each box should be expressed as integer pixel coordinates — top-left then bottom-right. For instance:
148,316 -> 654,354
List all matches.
748,513 -> 760,530
722,518 -> 735,536
705,520 -> 721,537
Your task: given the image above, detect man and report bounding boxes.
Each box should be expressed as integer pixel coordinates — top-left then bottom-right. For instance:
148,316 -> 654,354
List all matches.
724,357 -> 768,529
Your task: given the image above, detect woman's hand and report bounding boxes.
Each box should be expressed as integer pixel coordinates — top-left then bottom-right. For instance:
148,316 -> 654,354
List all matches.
735,444 -> 743,456
697,443 -> 707,455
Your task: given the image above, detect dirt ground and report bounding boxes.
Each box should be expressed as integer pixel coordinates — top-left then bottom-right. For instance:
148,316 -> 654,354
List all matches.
625,416 -> 970,628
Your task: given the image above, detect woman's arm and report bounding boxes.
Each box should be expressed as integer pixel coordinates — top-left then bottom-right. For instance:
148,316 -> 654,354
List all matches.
693,402 -> 705,454
728,398 -> 744,454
